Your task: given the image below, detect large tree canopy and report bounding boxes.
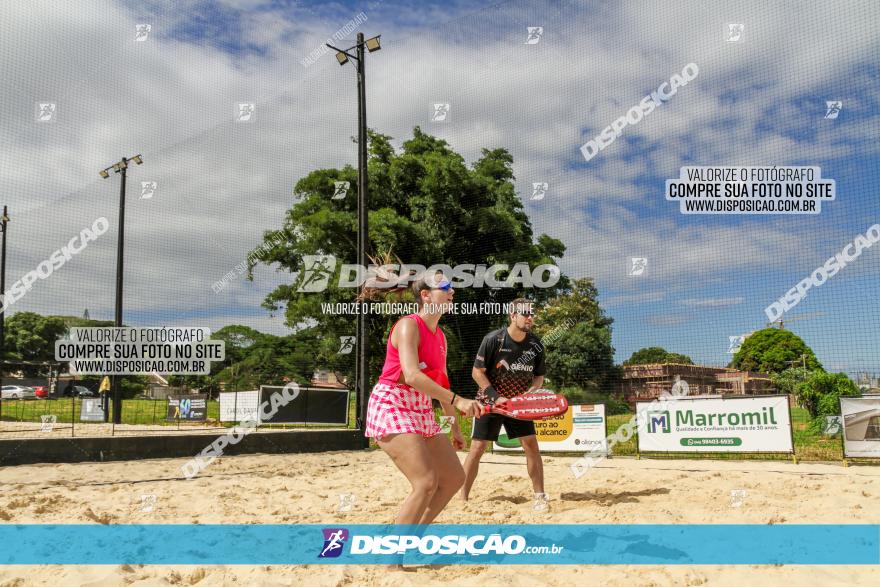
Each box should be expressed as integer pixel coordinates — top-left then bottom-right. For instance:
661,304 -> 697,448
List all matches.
248,127 -> 567,394
532,278 -> 617,393
623,347 -> 694,366
3,312 -> 69,376
729,328 -> 822,374
168,325 -> 320,394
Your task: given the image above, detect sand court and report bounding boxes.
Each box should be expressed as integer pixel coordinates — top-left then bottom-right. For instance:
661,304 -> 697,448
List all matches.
1,450 -> 878,585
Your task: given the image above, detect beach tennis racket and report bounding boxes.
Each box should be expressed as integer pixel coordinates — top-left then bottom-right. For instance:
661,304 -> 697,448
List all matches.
479,391 -> 568,421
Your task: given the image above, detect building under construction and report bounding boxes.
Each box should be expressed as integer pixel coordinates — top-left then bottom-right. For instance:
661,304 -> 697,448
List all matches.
619,363 -> 776,406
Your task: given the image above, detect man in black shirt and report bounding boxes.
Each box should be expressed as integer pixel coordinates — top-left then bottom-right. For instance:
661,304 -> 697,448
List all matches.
460,299 -> 547,504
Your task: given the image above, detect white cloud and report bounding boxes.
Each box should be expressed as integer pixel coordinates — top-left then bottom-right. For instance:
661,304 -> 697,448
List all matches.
680,297 -> 745,307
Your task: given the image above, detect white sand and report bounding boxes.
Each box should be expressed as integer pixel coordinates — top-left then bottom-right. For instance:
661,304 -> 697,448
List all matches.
1,449 -> 878,586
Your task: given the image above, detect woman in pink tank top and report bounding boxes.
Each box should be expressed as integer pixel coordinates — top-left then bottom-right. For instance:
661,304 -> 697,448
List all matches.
364,270 -> 483,526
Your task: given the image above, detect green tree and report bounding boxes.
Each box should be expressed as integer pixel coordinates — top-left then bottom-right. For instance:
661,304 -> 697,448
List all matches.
3,312 -> 68,375
214,329 -> 319,390
770,366 -> 813,397
623,346 -> 693,366
168,325 -> 321,395
532,278 -> 617,394
795,371 -> 860,421
729,328 -> 822,374
247,127 -> 567,394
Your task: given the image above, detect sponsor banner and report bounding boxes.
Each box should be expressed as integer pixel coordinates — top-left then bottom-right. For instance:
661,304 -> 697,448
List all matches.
79,398 -> 104,422
637,395 -> 793,453
219,390 -> 261,422
166,394 -> 207,421
0,524 -> 876,565
493,404 -> 607,453
841,396 -> 880,458
258,386 -> 349,425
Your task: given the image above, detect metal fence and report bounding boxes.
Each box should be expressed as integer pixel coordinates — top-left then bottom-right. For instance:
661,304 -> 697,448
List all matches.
0,391 -> 356,439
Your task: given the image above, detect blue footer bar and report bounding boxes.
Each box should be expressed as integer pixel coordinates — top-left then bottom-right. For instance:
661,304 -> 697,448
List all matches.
1,525 -> 877,565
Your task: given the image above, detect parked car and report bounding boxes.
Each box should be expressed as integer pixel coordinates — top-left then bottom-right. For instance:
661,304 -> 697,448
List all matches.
33,386 -> 49,399
62,385 -> 96,397
74,386 -> 96,397
1,385 -> 36,400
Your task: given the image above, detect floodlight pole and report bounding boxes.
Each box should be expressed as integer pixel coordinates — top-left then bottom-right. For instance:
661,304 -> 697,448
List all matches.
355,33 -> 370,448
328,33 -> 377,447
101,155 -> 141,424
0,206 -> 8,415
111,159 -> 127,424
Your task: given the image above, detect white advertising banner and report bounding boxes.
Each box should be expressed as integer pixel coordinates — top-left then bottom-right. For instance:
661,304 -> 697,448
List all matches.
636,395 -> 793,453
841,396 -> 880,458
492,404 -> 607,454
219,390 -> 260,423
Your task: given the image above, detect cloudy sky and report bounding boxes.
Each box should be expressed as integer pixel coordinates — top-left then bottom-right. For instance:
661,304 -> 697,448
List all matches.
1,0 -> 878,375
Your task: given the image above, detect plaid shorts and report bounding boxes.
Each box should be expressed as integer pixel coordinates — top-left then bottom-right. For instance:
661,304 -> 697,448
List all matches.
365,381 -> 442,439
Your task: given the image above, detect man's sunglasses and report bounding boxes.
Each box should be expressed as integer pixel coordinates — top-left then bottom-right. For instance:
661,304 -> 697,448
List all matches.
515,308 -> 535,317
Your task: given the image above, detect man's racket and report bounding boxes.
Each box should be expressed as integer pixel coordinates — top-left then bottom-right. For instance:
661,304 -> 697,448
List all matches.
479,391 -> 568,421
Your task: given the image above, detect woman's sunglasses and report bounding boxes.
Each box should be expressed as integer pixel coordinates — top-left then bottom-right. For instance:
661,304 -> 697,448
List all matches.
431,280 -> 453,292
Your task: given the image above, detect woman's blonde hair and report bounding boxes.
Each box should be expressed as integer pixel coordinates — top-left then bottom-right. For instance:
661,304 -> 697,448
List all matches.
357,251 -> 444,308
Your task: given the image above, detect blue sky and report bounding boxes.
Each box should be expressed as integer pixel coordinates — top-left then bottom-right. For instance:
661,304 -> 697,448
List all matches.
1,0 -> 878,377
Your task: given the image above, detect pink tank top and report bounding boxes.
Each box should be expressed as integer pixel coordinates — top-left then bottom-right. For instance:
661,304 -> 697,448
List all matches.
378,314 -> 448,387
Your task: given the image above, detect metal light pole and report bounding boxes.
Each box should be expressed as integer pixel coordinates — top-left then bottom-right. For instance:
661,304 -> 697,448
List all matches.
0,206 -> 9,416
100,155 -> 142,424
328,34 -> 381,447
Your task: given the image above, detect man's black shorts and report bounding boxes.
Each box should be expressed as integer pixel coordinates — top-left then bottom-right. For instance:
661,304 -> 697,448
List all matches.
471,413 -> 536,441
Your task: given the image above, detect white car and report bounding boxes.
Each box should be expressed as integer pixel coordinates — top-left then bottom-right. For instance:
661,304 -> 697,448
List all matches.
1,385 -> 37,399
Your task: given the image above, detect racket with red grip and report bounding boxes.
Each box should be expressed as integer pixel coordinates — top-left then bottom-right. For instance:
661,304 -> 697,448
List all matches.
479,391 -> 568,421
